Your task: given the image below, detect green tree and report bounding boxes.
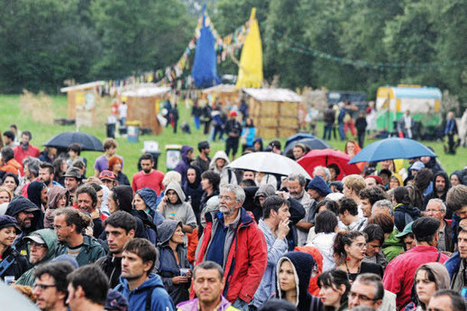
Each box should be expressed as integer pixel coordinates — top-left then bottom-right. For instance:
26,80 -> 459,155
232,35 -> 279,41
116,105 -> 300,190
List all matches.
91,0 -> 195,79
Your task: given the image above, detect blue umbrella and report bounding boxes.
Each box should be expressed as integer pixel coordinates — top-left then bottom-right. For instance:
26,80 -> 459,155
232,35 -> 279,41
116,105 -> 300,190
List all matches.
348,138 -> 437,164
285,133 -> 315,149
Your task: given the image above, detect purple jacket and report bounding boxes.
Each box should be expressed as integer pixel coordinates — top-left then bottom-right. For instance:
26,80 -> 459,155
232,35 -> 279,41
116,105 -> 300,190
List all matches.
177,296 -> 237,311
174,145 -> 194,185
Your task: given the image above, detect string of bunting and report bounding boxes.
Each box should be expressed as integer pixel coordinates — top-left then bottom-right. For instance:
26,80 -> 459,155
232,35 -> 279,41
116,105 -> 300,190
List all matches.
268,30 -> 467,72
104,12 -> 249,93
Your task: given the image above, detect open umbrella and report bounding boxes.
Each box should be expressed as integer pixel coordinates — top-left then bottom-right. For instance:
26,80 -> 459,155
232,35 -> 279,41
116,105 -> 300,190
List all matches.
44,132 -> 104,152
298,149 -> 361,180
284,137 -> 332,158
0,281 -> 39,310
348,138 -> 437,164
285,133 -> 315,149
227,152 -> 311,179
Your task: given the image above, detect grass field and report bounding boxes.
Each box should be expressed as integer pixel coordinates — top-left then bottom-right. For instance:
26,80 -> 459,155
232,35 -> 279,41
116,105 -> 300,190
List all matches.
0,94 -> 465,180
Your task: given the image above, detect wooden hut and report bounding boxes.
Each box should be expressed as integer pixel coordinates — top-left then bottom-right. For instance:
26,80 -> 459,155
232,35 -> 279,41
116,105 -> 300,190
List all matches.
202,84 -> 240,106
243,88 -> 303,139
121,86 -> 171,135
60,81 -> 105,122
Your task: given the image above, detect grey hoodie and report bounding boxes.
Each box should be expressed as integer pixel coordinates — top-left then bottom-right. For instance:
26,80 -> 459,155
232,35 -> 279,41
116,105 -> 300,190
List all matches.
159,182 -> 197,243
209,151 -> 237,186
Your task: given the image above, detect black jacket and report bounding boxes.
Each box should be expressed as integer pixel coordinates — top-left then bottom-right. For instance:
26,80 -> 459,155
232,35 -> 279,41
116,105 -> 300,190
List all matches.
96,255 -> 122,289
0,246 -> 29,281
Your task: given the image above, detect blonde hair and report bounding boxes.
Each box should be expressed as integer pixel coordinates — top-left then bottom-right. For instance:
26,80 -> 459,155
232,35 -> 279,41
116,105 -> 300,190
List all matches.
342,174 -> 366,195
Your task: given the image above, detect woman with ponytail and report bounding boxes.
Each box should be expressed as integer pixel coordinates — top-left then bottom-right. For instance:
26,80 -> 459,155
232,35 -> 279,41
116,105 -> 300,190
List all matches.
333,231 -> 383,283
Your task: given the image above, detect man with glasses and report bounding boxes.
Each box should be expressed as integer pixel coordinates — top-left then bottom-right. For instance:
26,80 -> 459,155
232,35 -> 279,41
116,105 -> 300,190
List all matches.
425,199 -> 454,253
195,184 -> 267,310
348,273 -> 384,310
54,208 -> 106,267
16,228 -> 58,286
33,260 -> 75,311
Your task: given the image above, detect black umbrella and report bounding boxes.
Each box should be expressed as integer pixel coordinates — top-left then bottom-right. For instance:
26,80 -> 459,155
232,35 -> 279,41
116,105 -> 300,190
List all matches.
284,137 -> 332,159
44,132 -> 104,152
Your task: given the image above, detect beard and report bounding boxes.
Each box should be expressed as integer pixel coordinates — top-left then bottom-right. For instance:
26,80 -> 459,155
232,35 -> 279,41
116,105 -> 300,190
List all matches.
219,204 -> 235,215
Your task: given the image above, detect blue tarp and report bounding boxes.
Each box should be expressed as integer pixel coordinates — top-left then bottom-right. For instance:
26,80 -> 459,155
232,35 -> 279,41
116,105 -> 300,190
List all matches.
191,13 -> 220,88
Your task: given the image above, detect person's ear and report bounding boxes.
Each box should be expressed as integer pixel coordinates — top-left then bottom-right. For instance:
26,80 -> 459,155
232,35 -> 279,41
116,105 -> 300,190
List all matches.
128,229 -> 135,239
143,260 -> 153,273
344,244 -> 351,255
374,299 -> 383,309
336,284 -> 346,295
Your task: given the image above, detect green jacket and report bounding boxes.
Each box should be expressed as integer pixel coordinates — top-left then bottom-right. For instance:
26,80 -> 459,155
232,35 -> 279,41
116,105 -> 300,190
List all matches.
382,229 -> 405,262
56,235 -> 106,267
16,229 -> 58,286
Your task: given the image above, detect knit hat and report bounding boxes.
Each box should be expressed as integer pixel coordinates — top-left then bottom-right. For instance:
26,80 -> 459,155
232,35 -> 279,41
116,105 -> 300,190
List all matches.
230,111 -> 238,117
365,175 -> 383,185
412,217 -> 440,240
0,215 -> 21,233
307,176 -> 331,197
105,290 -> 129,311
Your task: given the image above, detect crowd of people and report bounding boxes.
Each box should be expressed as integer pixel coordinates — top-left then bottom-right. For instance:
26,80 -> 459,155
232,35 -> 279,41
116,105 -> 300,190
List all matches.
0,125 -> 466,311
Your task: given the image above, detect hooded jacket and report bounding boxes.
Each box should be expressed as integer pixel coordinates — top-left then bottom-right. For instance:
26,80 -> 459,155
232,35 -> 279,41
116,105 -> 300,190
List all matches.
394,204 -> 421,232
6,196 -> 43,235
175,145 -> 194,185
136,188 -> 165,226
27,181 -> 47,210
182,165 -> 203,224
306,176 -> 331,198
253,138 -> 263,151
115,273 -> 175,311
155,220 -> 191,305
382,229 -> 405,262
194,208 -> 267,303
209,151 -> 237,186
56,234 -> 106,267
16,229 -> 58,286
44,186 -> 69,228
160,182 -> 197,237
275,252 -> 323,311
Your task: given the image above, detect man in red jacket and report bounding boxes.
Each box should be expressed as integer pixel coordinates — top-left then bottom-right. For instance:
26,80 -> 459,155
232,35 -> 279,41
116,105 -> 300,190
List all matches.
13,131 -> 40,165
194,184 -> 267,310
383,217 -> 449,309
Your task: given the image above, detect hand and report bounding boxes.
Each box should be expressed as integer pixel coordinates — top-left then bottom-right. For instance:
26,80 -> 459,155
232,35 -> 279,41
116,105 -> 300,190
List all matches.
276,191 -> 289,200
277,218 -> 290,240
172,276 -> 189,284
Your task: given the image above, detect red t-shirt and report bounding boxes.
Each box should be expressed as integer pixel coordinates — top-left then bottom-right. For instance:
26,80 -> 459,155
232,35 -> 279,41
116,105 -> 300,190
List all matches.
131,170 -> 165,195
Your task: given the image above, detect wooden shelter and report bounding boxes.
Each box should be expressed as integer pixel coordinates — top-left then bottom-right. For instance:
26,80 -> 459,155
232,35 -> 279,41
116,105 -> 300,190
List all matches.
121,86 -> 171,135
202,84 -> 240,106
60,81 -> 105,122
243,88 -> 303,139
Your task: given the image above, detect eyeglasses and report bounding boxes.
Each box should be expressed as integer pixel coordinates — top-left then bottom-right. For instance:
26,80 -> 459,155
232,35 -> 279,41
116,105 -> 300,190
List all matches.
353,242 -> 367,249
28,242 -> 47,249
33,283 -> 56,291
349,291 -> 377,302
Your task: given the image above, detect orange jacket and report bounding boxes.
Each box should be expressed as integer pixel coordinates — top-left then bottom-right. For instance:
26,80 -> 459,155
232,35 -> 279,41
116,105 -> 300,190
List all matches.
0,158 -> 22,175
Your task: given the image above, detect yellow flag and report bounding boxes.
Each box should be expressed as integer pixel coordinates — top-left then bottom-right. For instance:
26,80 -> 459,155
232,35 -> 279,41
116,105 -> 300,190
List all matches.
236,8 -> 263,89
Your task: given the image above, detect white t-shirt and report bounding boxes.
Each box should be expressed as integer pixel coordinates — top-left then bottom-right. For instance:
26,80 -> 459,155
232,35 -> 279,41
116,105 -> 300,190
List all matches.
119,104 -> 128,119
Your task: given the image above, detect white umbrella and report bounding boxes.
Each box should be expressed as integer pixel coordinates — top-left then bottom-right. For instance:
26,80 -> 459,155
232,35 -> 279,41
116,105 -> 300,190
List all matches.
0,281 -> 40,310
227,152 -> 312,179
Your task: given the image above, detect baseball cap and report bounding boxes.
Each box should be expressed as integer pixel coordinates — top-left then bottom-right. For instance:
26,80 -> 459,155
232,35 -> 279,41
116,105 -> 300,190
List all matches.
99,170 -> 115,181
230,111 -> 238,117
395,222 -> 413,238
24,233 -> 46,245
410,161 -> 425,171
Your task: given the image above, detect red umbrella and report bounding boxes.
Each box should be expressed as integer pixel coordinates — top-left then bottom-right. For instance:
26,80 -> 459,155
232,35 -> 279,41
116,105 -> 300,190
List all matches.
297,149 -> 362,180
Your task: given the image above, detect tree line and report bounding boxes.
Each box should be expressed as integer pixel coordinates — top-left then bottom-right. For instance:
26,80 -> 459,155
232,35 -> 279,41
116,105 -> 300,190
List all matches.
0,0 -> 465,105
